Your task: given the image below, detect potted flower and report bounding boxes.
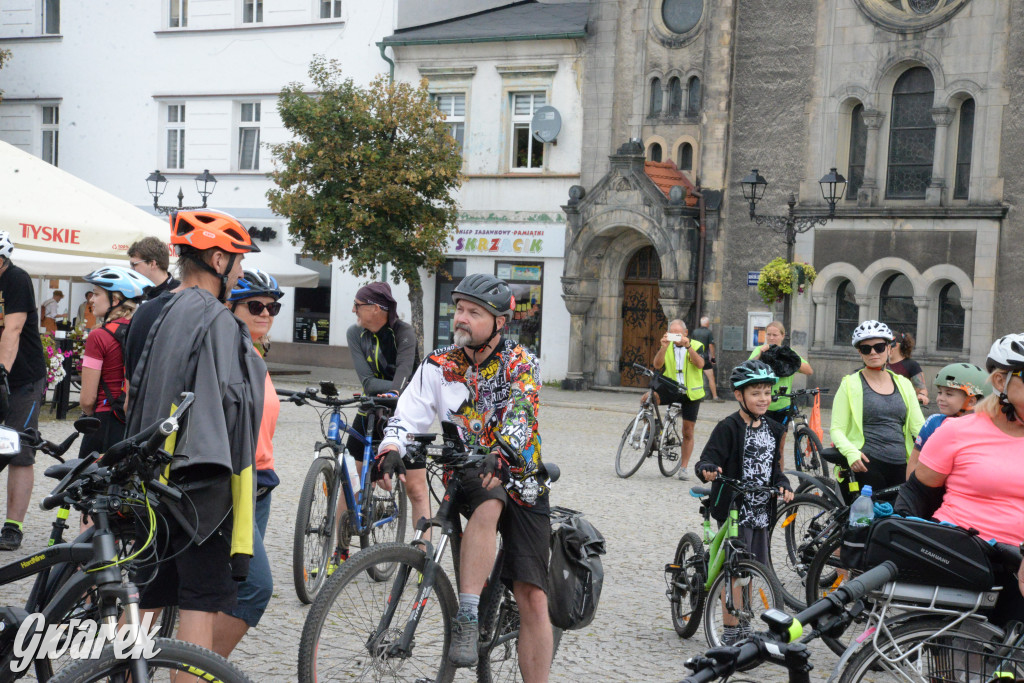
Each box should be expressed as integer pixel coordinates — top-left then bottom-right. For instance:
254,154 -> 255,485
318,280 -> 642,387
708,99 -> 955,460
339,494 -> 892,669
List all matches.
40,334 -> 72,392
757,258 -> 817,305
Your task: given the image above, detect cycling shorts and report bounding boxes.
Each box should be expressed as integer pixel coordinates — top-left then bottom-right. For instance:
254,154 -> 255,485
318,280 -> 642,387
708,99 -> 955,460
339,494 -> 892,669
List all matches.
654,385 -> 701,422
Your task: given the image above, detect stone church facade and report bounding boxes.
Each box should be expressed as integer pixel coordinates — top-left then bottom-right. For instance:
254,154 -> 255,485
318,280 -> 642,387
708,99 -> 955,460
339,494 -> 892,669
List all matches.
562,0 -> 1023,397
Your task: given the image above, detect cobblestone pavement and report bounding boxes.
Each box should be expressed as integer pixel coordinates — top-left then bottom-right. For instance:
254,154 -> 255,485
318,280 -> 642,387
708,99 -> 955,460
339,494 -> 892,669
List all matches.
1,371 -> 842,682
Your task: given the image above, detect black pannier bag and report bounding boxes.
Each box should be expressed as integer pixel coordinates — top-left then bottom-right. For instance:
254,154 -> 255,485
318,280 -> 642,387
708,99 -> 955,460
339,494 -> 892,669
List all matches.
548,513 -> 606,630
842,516 -> 996,591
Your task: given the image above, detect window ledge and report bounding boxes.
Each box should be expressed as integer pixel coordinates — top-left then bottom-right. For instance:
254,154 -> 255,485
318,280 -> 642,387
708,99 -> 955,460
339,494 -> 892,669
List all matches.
466,173 -> 580,179
809,347 -> 967,363
155,20 -> 343,36
799,204 -> 1008,220
0,34 -> 62,42
160,171 -> 268,178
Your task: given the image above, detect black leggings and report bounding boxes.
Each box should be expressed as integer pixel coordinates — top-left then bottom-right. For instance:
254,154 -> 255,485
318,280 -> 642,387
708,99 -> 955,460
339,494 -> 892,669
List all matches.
839,457 -> 906,505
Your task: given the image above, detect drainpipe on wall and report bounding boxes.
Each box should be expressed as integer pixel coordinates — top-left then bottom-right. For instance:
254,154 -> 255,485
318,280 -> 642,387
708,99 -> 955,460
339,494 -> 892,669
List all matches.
377,41 -> 394,282
692,182 -> 707,323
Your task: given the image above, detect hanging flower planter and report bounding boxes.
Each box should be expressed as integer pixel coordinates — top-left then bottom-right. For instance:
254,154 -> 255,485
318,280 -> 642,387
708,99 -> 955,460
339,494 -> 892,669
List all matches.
41,334 -> 72,392
756,258 -> 817,305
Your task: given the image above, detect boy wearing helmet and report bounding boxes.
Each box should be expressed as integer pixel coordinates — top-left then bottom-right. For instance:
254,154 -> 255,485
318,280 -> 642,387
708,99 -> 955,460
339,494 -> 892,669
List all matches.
694,360 -> 793,643
906,363 -> 989,477
0,232 -> 47,551
129,210 -> 264,654
375,273 -> 553,678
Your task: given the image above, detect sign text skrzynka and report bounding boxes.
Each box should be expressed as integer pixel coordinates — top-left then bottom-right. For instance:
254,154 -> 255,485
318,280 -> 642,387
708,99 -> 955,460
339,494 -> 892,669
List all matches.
446,222 -> 566,259
10,613 -> 160,673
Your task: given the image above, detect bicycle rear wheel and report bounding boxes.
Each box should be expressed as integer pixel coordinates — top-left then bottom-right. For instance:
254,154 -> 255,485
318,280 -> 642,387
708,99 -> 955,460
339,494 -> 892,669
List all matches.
667,532 -> 706,638
702,559 -> 784,655
293,457 -> 337,604
615,412 -> 655,478
46,637 -> 253,682
803,533 -> 855,656
793,427 -> 828,481
298,542 -> 457,683
476,586 -> 563,683
657,411 -> 683,477
360,479 -> 408,582
768,494 -> 837,610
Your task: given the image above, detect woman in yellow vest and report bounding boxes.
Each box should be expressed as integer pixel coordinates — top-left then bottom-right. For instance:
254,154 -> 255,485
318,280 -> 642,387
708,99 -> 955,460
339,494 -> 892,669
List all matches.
650,319 -> 706,480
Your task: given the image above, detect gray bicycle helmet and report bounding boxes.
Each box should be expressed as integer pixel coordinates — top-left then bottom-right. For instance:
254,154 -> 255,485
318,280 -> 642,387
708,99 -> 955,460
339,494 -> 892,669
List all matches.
731,360 -> 779,389
451,274 -> 514,320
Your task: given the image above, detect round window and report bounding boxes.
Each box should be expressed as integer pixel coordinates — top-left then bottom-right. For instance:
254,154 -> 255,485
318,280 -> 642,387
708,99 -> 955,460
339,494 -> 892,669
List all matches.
661,0 -> 703,35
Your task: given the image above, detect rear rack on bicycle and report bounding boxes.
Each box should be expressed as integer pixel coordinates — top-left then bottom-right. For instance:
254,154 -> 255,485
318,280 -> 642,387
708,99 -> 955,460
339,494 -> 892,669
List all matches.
868,581 -> 1000,613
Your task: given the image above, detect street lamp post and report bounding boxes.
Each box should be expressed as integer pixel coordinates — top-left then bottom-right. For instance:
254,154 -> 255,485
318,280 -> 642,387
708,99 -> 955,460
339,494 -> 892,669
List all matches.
740,168 -> 847,341
146,169 -> 218,215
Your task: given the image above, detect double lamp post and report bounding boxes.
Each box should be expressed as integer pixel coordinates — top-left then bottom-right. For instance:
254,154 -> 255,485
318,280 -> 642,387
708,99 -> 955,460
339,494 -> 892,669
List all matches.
146,169 -> 218,215
740,168 -> 847,342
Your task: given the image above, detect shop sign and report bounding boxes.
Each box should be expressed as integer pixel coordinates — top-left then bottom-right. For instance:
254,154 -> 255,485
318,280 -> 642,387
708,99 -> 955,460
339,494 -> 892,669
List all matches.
447,223 -> 565,259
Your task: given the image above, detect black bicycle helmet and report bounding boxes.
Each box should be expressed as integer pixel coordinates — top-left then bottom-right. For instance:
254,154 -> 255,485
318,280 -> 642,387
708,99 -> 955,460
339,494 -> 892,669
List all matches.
731,360 -> 779,389
759,345 -> 802,379
451,274 -> 514,320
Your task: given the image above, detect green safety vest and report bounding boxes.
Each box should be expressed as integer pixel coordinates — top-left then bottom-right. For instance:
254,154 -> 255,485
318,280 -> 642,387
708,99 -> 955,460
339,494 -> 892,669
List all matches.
662,341 -> 706,400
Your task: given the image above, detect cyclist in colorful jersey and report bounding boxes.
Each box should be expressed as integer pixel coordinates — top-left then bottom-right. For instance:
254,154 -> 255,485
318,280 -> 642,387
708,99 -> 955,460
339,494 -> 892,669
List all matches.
79,266 -> 153,456
906,362 -> 989,476
212,269 -> 282,657
375,273 -> 552,679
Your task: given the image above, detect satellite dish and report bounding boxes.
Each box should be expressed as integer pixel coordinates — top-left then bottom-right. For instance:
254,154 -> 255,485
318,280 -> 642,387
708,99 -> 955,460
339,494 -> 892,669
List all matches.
531,106 -> 562,143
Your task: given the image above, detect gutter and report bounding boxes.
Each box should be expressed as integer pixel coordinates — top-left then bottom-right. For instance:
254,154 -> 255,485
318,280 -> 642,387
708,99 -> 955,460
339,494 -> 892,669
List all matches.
692,184 -> 707,323
380,31 -> 586,48
377,42 -> 395,83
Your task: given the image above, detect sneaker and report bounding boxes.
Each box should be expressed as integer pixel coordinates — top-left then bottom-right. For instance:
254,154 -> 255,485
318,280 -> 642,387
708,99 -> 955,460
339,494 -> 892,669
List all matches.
448,613 -> 479,667
722,625 -> 741,646
309,548 -> 348,580
0,523 -> 23,551
676,470 -> 690,481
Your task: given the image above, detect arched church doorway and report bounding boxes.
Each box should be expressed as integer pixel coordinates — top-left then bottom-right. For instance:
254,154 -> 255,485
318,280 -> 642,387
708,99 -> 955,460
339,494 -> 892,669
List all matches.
620,245 -> 666,387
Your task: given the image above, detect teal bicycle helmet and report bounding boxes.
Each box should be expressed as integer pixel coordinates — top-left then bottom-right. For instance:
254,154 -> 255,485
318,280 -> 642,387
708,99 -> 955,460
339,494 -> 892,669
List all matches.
84,266 -> 153,301
730,360 -> 778,389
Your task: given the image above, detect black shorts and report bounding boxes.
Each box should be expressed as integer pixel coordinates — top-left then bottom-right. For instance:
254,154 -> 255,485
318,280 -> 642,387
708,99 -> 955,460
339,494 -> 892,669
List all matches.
6,379 -> 45,466
654,385 -> 701,422
457,473 -> 550,592
838,458 -> 906,505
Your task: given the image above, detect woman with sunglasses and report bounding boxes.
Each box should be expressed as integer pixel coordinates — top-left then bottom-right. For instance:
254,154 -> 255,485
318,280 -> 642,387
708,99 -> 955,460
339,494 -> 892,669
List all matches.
212,268 -> 283,658
829,320 -> 925,502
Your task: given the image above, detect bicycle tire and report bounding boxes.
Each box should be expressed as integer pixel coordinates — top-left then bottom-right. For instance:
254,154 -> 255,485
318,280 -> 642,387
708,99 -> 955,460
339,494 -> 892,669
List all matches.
702,559 -> 784,658
837,616 -> 1004,683
803,532 -> 854,656
793,427 -> 828,481
615,412 -> 655,478
46,637 -> 254,683
360,479 -> 408,582
293,457 -> 337,604
768,493 -> 838,610
668,532 -> 706,638
476,586 -> 563,683
657,411 -> 683,477
298,542 -> 457,683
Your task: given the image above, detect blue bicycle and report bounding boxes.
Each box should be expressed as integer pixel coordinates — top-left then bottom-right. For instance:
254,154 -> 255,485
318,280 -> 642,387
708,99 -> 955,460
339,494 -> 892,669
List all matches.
286,382 -> 406,604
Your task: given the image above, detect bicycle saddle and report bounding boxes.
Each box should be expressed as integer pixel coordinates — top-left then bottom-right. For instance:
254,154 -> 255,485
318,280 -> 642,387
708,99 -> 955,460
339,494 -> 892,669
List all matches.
44,458 -> 97,480
689,486 -> 712,498
819,447 -> 847,467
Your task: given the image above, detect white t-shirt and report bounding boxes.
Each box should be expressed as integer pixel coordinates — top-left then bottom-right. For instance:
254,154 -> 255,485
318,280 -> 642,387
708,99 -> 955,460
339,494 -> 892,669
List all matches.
42,298 -> 61,318
673,344 -> 688,384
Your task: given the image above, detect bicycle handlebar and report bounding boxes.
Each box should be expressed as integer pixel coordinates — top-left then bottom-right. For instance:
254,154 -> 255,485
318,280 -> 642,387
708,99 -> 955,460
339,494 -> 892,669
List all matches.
786,561 -> 898,641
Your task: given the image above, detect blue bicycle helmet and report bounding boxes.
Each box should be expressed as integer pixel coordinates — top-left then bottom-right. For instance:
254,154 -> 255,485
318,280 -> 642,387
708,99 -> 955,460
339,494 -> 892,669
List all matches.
84,266 -> 153,300
228,269 -> 283,302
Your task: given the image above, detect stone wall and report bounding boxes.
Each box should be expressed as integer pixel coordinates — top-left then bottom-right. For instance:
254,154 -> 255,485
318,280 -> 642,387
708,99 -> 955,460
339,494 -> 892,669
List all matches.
996,2 -> 1024,337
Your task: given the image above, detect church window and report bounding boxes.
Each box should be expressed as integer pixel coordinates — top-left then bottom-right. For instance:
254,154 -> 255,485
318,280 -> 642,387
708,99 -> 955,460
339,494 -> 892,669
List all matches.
886,67 -> 935,199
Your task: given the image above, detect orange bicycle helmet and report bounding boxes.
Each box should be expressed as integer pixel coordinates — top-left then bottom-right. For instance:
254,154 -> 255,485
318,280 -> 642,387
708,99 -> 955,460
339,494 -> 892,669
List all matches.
169,210 -> 260,254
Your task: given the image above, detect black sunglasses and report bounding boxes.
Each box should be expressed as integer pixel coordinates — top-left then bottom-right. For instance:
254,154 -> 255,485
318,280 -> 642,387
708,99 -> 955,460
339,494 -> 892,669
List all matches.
858,342 -> 889,355
244,301 -> 281,317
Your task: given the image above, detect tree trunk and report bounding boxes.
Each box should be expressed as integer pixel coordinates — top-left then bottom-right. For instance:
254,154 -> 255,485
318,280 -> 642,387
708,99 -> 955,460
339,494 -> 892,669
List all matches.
407,276 -> 426,359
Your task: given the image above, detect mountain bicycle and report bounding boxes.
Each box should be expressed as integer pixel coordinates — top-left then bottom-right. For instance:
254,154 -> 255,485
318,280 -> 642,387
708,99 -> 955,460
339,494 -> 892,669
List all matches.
0,393 -> 253,682
297,426 -> 566,683
665,475 -> 785,648
285,382 -> 406,603
615,363 -> 686,478
677,561 -> 899,683
773,387 -> 830,481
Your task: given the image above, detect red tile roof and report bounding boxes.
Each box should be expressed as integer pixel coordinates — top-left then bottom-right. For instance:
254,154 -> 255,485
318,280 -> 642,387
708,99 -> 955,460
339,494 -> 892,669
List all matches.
644,160 -> 697,205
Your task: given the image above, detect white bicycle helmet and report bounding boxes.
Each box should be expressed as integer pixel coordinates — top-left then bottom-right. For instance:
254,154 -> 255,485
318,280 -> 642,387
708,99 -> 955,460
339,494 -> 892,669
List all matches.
0,231 -> 14,260
851,320 -> 894,347
985,333 -> 1024,373
84,266 -> 154,301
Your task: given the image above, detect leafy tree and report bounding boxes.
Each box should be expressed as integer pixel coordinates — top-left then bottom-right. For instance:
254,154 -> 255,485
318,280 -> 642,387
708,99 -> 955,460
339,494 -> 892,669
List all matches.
0,49 -> 11,102
267,56 -> 463,352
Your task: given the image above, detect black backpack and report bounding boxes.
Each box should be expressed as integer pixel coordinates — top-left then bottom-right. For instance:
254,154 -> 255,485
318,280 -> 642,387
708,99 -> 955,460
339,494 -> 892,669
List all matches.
95,321 -> 129,423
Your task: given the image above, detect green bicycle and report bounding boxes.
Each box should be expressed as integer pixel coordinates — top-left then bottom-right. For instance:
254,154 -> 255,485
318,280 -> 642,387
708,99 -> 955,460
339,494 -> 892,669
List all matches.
665,475 -> 785,649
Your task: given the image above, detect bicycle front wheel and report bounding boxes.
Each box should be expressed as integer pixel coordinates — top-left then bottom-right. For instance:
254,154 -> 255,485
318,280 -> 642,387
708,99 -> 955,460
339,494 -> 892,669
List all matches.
768,493 -> 838,610
668,532 -> 706,638
793,427 -> 828,481
360,479 -> 408,582
702,559 -> 784,653
615,412 -> 655,478
657,412 -> 683,477
298,542 -> 457,683
838,617 -> 1004,683
293,457 -> 337,604
476,587 -> 563,683
46,637 -> 253,682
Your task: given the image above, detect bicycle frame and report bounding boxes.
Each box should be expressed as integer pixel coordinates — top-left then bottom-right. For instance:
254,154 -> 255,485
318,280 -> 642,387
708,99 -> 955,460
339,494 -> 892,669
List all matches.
702,510 -> 740,591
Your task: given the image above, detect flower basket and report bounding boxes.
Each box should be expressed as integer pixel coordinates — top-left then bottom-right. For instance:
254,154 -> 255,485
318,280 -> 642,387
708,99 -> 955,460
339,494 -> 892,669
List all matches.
756,258 -> 817,306
41,334 -> 72,392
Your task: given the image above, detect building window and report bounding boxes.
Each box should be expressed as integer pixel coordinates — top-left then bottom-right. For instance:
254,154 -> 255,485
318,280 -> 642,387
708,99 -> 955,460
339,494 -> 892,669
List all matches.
648,142 -> 662,163
661,0 -> 703,34
169,0 -> 188,27
432,93 -> 465,154
678,142 -> 693,170
42,0 -> 59,34
242,0 -> 262,23
434,259 -> 466,347
166,104 -> 186,170
847,103 -> 867,199
879,273 -> 917,338
496,262 -> 544,357
511,92 -> 545,171
937,282 -> 965,351
886,67 -> 935,199
649,78 -> 662,117
41,105 -> 58,166
319,0 -> 341,19
834,279 -> 859,345
953,98 -> 974,200
685,76 -> 701,117
668,77 -> 682,116
293,256 -> 332,344
238,102 -> 261,171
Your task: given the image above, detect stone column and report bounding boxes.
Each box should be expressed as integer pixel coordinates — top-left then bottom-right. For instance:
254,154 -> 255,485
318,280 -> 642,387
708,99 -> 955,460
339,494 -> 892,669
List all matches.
858,109 -> 885,207
854,295 -> 872,323
960,298 -> 972,357
562,290 -> 596,391
812,293 -> 828,349
926,107 -> 955,206
914,296 -> 931,354
661,82 -> 671,117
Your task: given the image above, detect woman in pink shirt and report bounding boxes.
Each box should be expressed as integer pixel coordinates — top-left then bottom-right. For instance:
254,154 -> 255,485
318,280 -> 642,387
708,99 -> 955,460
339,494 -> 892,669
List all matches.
900,333 -> 1024,625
